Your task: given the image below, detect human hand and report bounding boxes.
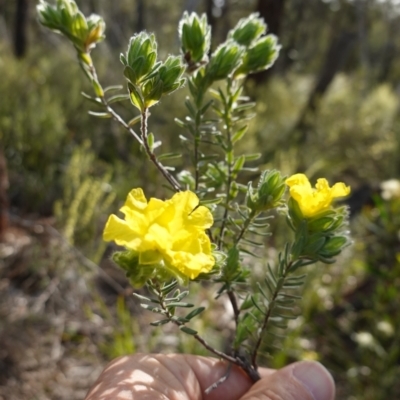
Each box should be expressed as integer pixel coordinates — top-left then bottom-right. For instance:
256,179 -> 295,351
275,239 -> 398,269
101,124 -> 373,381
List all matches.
85,353 -> 335,400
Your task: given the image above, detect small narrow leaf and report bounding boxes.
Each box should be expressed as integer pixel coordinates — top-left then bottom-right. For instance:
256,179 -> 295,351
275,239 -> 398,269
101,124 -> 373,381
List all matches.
232,126 -> 248,144
244,153 -> 262,161
88,111 -> 112,118
147,132 -> 155,151
104,85 -> 124,93
158,153 -> 183,161
107,94 -> 130,104
150,319 -> 171,326
160,280 -> 178,295
140,304 -> 165,313
185,99 -> 196,117
81,91 -> 102,104
167,302 -> 194,308
128,115 -> 141,127
185,307 -> 206,320
180,326 -> 198,335
175,118 -> 186,128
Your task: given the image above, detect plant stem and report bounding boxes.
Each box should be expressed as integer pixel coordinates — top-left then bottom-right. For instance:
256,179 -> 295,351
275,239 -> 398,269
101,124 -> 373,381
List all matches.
228,289 -> 240,326
154,281 -> 260,382
194,134 -> 200,191
217,80 -> 235,249
140,109 -> 181,191
82,53 -> 181,192
251,260 -> 293,369
234,210 -> 257,246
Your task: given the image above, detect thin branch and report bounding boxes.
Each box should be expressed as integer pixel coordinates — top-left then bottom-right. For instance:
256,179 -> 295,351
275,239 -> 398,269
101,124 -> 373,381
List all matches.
234,211 -> 257,246
228,289 -> 240,326
251,260 -> 293,369
140,109 -> 181,191
153,281 -> 260,381
217,80 -> 235,249
85,56 -> 181,192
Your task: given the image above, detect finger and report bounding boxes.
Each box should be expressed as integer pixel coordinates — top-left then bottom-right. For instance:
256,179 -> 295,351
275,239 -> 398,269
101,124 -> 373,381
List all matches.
239,361 -> 335,400
85,353 -> 274,400
182,354 -> 275,400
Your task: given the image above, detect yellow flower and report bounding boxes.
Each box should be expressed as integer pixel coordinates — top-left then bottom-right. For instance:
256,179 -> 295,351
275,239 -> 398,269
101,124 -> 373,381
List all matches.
103,189 -> 215,279
285,173 -> 350,218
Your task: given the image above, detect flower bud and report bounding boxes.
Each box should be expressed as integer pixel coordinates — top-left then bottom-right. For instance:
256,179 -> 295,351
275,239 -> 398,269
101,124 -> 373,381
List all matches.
121,32 -> 158,85
234,35 -> 280,78
247,170 -> 286,212
229,13 -> 266,47
157,56 -> 186,96
179,12 -> 211,66
37,0 -> 105,54
319,236 -> 350,258
207,41 -> 244,81
112,250 -> 155,288
85,14 -> 106,50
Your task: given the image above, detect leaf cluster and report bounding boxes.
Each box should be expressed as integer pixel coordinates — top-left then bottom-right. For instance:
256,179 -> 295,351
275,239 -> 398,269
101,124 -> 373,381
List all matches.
37,0 -> 105,53
134,280 -> 205,336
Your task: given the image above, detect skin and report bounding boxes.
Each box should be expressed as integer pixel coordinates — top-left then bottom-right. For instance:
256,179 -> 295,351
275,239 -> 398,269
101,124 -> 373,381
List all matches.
85,354 -> 335,400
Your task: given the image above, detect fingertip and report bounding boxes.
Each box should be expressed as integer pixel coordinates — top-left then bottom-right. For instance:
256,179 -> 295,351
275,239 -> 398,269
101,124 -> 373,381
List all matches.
291,361 -> 335,400
182,355 -> 254,400
240,361 -> 335,400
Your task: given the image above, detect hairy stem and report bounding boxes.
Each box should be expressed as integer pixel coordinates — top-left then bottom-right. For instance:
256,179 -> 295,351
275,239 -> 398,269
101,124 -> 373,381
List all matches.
251,260 -> 293,369
140,109 -> 181,191
154,282 -> 260,382
217,80 -> 236,249
228,289 -> 240,326
82,53 -> 181,192
234,210 -> 257,246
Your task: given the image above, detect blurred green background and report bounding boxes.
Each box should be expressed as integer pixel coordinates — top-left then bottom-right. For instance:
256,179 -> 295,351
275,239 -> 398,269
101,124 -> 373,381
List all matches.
1,0 -> 400,399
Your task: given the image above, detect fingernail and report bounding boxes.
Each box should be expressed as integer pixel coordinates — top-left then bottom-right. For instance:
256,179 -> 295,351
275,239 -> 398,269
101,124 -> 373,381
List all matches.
292,361 -> 335,400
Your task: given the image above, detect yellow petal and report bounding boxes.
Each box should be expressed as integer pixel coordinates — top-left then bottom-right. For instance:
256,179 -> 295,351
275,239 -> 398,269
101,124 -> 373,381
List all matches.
103,214 -> 141,249
171,191 -> 199,213
287,174 -> 351,217
103,188 -> 216,281
121,188 -> 147,213
285,173 -> 311,188
331,182 -> 351,198
188,205 -> 213,229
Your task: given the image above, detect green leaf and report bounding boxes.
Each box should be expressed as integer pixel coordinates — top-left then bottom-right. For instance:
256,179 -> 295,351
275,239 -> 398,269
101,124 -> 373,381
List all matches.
147,132 -> 155,152
251,295 -> 266,315
104,85 -> 124,93
167,302 -> 194,308
160,280 -> 178,295
128,115 -> 141,127
244,153 -> 261,161
81,91 -> 102,104
132,293 -> 158,303
232,126 -> 248,144
172,290 -> 189,302
150,319 -> 171,326
185,307 -> 206,320
175,118 -> 186,128
234,102 -> 256,112
200,197 -> 222,206
240,295 -> 253,310
158,153 -> 182,161
88,111 -> 112,118
107,94 -> 130,104
179,326 -> 198,335
200,99 -> 214,115
233,155 -> 246,173
140,304 -> 165,313
185,98 -> 196,118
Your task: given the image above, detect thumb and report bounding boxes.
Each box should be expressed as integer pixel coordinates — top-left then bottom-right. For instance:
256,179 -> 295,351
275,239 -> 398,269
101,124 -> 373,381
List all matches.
240,361 -> 335,400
